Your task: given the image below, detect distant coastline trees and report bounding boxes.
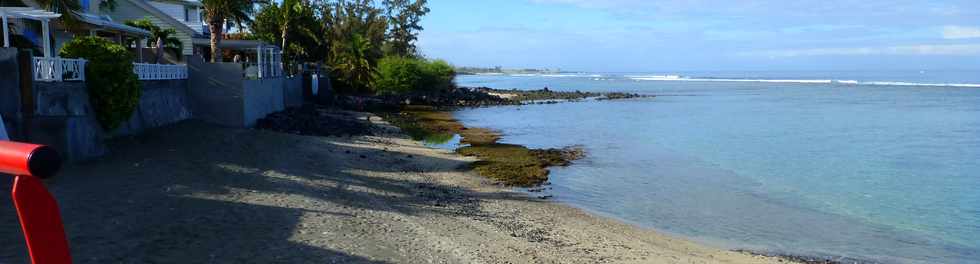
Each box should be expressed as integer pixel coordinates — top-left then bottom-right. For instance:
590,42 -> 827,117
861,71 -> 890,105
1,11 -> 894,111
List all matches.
247,0 -> 447,95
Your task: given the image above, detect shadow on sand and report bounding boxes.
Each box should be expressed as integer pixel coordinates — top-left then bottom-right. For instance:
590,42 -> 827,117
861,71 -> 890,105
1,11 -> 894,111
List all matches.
1,120 -> 528,263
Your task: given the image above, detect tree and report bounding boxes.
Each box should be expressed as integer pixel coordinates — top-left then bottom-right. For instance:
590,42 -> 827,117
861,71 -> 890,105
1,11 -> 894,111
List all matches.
125,18 -> 182,63
321,0 -> 387,93
201,0 -> 254,62
252,0 -> 321,63
382,0 -> 428,57
278,0 -> 299,56
331,33 -> 376,94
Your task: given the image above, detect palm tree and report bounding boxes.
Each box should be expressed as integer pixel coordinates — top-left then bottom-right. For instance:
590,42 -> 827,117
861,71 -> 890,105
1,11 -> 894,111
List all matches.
125,18 -> 182,63
278,0 -> 299,53
201,0 -> 254,62
332,33 -> 375,94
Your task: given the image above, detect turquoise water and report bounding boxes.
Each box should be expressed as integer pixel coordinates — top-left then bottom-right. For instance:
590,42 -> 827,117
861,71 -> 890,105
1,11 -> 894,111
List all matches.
454,72 -> 980,263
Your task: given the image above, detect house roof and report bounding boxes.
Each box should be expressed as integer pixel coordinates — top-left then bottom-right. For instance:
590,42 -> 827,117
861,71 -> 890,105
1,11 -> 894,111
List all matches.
4,2 -> 148,37
191,38 -> 280,50
74,11 -> 151,36
156,0 -> 203,7
124,0 -> 201,37
0,7 -> 62,20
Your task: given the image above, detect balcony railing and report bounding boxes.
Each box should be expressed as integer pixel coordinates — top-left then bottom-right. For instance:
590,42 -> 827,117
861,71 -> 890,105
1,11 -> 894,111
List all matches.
33,57 -> 86,82
133,63 -> 188,80
32,58 -> 188,82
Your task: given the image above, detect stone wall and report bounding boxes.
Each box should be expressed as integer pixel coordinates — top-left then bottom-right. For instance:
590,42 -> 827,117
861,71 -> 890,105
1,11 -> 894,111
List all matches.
115,79 -> 193,136
0,48 -> 20,136
0,49 -> 19,116
27,81 -> 106,161
25,79 -> 194,160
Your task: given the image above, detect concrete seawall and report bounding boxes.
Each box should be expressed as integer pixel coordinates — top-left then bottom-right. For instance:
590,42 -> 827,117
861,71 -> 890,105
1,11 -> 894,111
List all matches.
1,50 -> 313,161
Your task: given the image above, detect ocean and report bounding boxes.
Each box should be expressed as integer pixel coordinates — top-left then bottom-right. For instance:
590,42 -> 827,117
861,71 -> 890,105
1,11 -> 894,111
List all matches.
451,71 -> 980,263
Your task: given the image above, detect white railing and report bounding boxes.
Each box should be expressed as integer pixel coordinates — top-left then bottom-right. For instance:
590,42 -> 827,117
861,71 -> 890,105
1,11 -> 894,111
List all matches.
242,62 -> 283,80
33,57 -> 86,82
133,63 -> 188,80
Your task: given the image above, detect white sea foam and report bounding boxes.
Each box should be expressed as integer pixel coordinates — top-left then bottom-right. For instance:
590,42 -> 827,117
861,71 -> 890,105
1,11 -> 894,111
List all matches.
629,76 -> 831,84
861,81 -> 980,88
626,75 -> 980,88
627,75 -> 683,81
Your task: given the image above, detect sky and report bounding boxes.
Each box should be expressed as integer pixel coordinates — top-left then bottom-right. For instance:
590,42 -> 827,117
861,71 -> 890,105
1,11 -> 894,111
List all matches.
416,0 -> 980,72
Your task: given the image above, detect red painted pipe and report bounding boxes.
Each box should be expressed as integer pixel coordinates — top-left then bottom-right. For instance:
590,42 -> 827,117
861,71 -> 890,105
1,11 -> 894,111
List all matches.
1,141 -> 71,264
0,141 -> 62,179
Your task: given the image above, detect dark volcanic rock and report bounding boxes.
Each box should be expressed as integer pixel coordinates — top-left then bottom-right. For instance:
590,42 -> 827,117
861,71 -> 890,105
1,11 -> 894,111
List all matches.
331,86 -> 654,112
256,105 -> 375,137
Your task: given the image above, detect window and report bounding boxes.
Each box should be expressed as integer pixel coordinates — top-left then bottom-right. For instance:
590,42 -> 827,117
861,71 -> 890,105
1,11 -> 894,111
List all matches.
184,7 -> 192,22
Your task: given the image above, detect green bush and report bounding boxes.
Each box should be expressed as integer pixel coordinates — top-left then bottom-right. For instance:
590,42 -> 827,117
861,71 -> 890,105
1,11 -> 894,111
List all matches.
421,59 -> 455,92
60,36 -> 142,131
373,57 -> 456,95
374,56 -> 423,94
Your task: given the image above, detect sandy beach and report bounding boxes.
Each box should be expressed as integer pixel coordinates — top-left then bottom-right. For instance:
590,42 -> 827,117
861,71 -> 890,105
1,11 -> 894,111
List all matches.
1,113 -> 792,263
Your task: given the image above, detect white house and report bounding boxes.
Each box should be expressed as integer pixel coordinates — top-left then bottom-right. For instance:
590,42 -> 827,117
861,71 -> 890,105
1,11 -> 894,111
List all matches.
103,0 -> 205,60
3,0 -> 150,56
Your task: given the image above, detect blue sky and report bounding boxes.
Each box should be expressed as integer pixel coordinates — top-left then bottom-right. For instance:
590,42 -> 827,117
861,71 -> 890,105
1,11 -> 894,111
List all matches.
416,0 -> 980,72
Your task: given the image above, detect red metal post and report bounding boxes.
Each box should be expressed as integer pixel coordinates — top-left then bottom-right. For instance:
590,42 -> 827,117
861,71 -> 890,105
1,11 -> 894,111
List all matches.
0,141 -> 71,264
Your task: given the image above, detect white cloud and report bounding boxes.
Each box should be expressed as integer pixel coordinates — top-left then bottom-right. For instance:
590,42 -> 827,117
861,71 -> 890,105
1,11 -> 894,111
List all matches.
942,26 -> 980,39
738,44 -> 980,58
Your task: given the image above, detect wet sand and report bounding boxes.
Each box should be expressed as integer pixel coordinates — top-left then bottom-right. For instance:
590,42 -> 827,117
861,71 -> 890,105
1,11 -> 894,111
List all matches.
1,116 -> 793,263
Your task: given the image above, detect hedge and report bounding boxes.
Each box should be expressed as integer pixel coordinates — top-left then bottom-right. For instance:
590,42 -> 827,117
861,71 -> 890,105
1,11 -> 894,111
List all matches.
60,36 -> 142,131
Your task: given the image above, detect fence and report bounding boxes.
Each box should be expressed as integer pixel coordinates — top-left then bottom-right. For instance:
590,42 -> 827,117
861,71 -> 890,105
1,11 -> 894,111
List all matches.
33,57 -> 86,82
133,63 -> 188,80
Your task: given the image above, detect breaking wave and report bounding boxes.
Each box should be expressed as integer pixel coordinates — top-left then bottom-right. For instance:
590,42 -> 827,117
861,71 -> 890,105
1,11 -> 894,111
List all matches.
626,75 -> 980,88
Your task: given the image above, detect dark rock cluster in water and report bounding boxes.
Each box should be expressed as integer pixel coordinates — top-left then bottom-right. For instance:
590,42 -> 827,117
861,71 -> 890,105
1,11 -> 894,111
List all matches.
256,105 -> 375,137
331,86 -> 652,112
596,92 -> 650,100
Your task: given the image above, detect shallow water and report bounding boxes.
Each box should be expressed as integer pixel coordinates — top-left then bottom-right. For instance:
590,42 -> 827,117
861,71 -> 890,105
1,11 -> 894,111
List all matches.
454,72 -> 980,263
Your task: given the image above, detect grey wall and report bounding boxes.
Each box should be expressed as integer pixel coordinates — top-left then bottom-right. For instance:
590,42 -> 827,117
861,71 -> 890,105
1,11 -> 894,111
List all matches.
242,78 -> 285,127
187,55 -> 287,128
27,81 -> 106,161
26,79 -> 193,161
115,79 -> 192,136
283,76 -> 303,107
3,53 -> 291,161
187,56 -> 246,127
0,48 -> 20,131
